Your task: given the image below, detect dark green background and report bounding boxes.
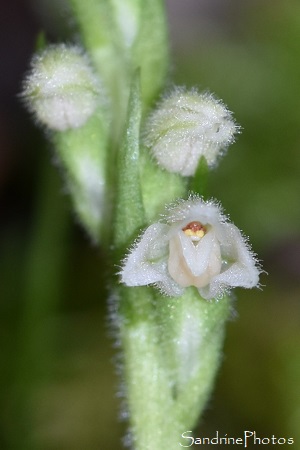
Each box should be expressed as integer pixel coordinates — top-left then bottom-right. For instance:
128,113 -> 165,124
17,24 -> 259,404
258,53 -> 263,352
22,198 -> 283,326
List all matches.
1,0 -> 299,448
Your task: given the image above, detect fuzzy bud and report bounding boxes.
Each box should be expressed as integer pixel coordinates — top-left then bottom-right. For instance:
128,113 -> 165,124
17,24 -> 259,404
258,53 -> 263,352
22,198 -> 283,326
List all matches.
22,44 -> 101,131
144,87 -> 239,176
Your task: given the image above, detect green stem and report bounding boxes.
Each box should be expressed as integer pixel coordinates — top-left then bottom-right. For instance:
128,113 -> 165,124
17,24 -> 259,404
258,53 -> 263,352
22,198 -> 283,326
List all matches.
68,0 -> 129,136
172,292 -> 232,429
114,71 -> 144,250
119,287 -> 231,450
190,156 -> 209,197
113,71 -> 232,450
119,287 -> 182,450
52,109 -> 109,244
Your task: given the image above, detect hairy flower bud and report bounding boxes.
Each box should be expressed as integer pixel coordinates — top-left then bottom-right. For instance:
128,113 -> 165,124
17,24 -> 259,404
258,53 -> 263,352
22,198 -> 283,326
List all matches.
143,87 -> 239,176
22,44 -> 102,131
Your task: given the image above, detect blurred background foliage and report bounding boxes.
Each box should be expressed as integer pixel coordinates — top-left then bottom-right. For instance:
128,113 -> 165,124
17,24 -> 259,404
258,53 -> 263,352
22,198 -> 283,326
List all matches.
1,0 -> 300,448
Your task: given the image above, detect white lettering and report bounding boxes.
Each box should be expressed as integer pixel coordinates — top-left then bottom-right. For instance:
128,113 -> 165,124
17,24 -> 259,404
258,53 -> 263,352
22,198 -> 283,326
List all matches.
244,431 -> 254,448
271,435 -> 277,444
180,431 -> 194,448
211,431 -> 219,444
180,430 -> 294,447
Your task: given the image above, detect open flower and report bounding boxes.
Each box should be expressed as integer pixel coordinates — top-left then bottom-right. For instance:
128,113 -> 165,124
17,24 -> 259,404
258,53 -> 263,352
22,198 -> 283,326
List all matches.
120,196 -> 260,300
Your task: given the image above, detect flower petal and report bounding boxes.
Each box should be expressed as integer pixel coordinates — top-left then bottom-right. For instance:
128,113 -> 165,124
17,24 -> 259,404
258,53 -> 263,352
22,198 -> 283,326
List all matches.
166,197 -> 223,228
199,223 -> 260,299
120,223 -> 170,286
218,223 -> 259,287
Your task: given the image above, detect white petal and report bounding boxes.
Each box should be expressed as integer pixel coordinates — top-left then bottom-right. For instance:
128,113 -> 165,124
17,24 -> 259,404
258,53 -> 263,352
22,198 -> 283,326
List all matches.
200,223 -> 260,300
120,223 -> 170,287
168,234 -> 191,288
220,223 -> 259,287
166,196 -> 223,229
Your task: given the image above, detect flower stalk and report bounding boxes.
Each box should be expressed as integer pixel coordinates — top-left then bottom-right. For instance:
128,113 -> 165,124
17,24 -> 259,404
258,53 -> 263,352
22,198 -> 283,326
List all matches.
114,75 -> 251,449
118,286 -> 232,450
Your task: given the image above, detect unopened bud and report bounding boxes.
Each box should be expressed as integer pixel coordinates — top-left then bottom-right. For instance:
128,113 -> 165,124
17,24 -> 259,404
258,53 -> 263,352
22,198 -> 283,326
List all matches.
144,87 -> 239,176
22,44 -> 101,131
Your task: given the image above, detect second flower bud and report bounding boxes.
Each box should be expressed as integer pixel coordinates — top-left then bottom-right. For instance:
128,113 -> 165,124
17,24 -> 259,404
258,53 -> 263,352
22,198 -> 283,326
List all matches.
143,87 -> 239,176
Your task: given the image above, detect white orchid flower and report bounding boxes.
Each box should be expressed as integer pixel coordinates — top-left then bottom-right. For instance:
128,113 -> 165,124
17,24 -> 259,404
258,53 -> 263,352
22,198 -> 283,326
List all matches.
120,196 -> 260,300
